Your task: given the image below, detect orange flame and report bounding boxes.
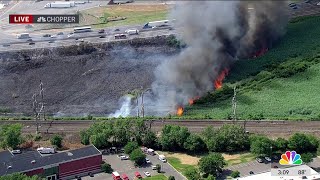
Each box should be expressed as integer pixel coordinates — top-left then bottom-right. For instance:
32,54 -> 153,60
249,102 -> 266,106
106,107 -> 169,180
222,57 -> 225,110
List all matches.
214,69 -> 229,89
188,96 -> 200,105
177,106 -> 184,116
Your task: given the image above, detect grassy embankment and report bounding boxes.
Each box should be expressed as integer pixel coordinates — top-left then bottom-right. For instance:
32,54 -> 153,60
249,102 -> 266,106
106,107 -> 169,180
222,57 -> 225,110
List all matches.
184,15 -> 320,120
80,4 -> 169,28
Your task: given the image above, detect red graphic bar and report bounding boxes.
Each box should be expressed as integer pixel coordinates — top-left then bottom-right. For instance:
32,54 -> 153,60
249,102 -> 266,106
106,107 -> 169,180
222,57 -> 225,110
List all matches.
9,14 -> 34,24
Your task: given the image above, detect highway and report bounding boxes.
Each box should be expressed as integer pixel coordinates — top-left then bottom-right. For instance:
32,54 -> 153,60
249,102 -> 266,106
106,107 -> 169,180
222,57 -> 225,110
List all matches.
0,1 -> 320,52
0,120 -> 319,137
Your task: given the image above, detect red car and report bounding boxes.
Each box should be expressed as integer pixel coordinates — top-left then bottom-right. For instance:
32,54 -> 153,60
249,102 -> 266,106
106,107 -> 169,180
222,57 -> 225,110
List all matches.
122,173 -> 129,180
135,172 -> 142,179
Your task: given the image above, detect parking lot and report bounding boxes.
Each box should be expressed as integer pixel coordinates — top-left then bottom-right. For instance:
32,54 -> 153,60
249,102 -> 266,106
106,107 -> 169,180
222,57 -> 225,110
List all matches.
227,160 -> 271,177
82,150 -> 186,180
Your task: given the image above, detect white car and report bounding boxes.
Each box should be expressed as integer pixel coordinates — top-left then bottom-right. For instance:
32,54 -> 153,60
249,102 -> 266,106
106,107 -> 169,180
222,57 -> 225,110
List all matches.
144,171 -> 151,177
265,157 -> 272,162
120,155 -> 129,160
152,165 -> 157,170
145,158 -> 151,163
11,150 -> 21,154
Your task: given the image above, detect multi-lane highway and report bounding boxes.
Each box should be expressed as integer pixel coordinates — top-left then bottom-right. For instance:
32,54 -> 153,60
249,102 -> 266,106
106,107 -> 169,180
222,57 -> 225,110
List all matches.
1,120 -> 320,137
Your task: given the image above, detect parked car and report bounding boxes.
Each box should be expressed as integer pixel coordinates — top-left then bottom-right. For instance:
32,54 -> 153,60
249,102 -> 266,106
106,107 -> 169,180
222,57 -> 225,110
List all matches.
11,150 -> 21,154
122,173 -> 129,180
289,3 -> 296,7
145,158 -> 151,163
98,29 -> 105,33
120,155 -> 129,160
144,171 -> 151,177
135,172 -> 142,179
273,165 -> 279,168
256,157 -> 263,163
152,165 -> 157,170
249,171 -> 254,175
265,157 -> 272,162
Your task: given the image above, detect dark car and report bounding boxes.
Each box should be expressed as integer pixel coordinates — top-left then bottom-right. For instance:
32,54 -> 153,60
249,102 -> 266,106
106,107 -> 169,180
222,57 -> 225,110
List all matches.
43,34 -> 51,37
26,39 -> 33,42
2,44 -> 10,47
289,3 -> 296,7
292,6 -> 298,9
114,28 -> 120,32
98,29 -> 105,33
48,40 -> 55,43
273,165 -> 278,168
249,171 -> 254,175
29,42 -> 35,45
99,35 -> 106,38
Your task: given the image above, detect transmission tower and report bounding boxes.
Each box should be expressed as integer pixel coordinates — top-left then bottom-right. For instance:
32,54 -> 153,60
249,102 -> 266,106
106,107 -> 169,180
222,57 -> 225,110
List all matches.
232,86 -> 237,123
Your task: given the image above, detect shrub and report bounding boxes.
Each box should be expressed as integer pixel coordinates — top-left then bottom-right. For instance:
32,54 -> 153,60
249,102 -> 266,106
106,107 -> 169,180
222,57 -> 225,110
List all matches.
156,164 -> 161,173
101,162 -> 113,173
231,170 -> 240,178
50,135 -> 63,148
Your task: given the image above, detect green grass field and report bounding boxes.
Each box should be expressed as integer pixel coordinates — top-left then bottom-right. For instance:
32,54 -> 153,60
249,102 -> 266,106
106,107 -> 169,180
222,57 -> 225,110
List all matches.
225,153 -> 256,166
183,15 -> 320,120
144,174 -> 167,180
167,157 -> 195,176
80,4 -> 169,28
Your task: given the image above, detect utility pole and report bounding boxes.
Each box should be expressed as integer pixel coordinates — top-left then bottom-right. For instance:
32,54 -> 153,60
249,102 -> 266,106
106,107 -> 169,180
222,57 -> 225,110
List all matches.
137,96 -> 140,117
32,93 -> 39,134
232,86 -> 237,124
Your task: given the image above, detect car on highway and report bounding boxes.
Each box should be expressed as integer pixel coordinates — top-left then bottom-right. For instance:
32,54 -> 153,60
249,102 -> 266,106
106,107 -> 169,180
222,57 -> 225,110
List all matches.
114,28 -> 120,32
43,34 -> 51,37
26,39 -> 33,42
57,32 -> 64,35
265,157 -> 271,162
98,29 -> 105,33
51,35 -> 57,38
29,42 -> 35,45
115,34 -> 127,39
144,171 -> 151,177
67,33 -> 74,38
75,38 -> 84,42
256,157 -> 264,163
99,35 -> 106,38
289,3 -> 296,7
48,41 -> 55,43
135,172 -> 142,179
2,44 -> 10,47
125,29 -> 139,35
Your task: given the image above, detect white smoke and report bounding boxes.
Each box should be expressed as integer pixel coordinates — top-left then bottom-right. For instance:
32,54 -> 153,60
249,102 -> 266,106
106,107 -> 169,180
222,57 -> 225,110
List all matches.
108,95 -> 132,118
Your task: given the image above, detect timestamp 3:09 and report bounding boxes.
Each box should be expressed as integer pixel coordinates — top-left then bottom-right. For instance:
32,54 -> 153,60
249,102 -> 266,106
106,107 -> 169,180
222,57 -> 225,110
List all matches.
277,169 -> 307,175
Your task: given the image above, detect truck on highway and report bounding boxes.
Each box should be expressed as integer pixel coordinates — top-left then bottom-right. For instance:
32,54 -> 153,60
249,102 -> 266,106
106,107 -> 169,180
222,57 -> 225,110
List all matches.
125,29 -> 139,35
143,20 -> 171,29
44,1 -> 75,8
17,33 -> 30,39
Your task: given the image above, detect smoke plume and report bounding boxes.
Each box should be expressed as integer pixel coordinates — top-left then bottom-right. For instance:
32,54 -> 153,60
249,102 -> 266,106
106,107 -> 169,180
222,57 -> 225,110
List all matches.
108,96 -> 132,118
111,1 -> 289,117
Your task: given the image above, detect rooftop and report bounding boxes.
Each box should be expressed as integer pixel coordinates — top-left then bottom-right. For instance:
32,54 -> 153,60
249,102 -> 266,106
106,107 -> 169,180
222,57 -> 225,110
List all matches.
0,145 -> 101,176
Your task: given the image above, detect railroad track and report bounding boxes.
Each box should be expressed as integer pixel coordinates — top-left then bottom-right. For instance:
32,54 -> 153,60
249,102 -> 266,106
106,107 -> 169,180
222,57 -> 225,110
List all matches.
0,120 -> 319,136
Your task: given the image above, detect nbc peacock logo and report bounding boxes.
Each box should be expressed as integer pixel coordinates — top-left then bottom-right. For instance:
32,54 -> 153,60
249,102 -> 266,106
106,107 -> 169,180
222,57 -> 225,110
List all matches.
279,151 -> 303,165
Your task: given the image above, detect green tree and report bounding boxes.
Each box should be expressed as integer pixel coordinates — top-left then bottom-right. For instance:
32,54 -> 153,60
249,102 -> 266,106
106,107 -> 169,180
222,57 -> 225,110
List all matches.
0,124 -> 23,149
288,133 -> 319,153
101,162 -> 113,173
198,153 -> 226,177
250,135 -> 274,156
160,125 -> 190,151
301,153 -> 314,163
132,119 -> 147,145
142,131 -> 158,148
130,148 -> 146,166
90,133 -> 107,149
202,125 -> 249,152
124,141 -> 139,154
206,175 -> 216,180
50,135 -> 63,148
80,130 -> 90,145
168,176 -> 175,180
156,164 -> 161,173
184,134 -> 206,153
0,173 -> 39,180
274,137 -> 288,152
230,170 -> 240,178
185,167 -> 201,180
113,119 -> 131,146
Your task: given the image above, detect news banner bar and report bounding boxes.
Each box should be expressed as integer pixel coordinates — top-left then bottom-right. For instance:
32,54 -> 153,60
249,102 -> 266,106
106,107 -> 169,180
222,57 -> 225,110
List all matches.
9,14 -> 79,24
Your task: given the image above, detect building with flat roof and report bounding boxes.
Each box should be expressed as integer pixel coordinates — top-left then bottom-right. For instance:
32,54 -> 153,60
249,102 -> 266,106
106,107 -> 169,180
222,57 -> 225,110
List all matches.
0,145 -> 102,180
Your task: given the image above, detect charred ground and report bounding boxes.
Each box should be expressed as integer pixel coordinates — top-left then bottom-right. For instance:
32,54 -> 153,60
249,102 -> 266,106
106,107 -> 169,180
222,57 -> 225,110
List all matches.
0,36 -> 179,116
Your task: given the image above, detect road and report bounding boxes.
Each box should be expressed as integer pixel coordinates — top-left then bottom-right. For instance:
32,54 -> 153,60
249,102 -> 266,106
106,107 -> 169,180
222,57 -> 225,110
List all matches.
0,120 -> 320,137
0,1 -> 320,51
